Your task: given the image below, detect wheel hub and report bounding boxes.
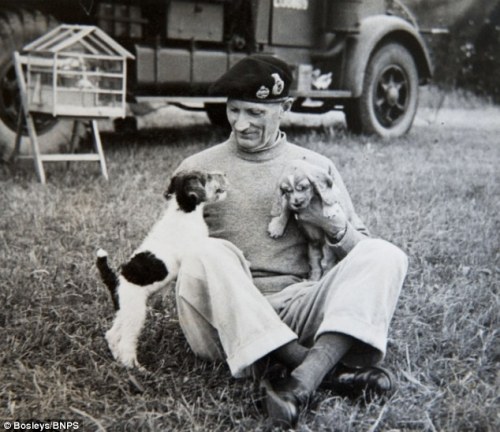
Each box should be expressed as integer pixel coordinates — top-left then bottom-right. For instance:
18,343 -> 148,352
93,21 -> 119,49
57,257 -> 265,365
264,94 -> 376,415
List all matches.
374,65 -> 409,128
386,86 -> 400,106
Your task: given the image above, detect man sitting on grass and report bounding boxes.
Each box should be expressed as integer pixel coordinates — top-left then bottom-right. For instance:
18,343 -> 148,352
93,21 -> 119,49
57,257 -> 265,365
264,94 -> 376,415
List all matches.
172,55 -> 408,427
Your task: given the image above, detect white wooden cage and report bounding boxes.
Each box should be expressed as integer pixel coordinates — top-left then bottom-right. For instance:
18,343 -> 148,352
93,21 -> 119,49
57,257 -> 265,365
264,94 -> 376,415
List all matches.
21,24 -> 134,118
12,25 -> 134,184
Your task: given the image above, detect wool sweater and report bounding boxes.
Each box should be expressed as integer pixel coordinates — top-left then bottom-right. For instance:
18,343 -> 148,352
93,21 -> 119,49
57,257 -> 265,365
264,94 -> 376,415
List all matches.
176,131 -> 369,294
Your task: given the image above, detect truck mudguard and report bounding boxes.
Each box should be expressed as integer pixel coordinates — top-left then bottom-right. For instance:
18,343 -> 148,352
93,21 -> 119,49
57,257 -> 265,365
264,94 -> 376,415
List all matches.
342,15 -> 433,98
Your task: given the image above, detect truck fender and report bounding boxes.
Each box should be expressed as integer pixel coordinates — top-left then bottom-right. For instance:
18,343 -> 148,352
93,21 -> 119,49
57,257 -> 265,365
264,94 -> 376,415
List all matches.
341,15 -> 433,98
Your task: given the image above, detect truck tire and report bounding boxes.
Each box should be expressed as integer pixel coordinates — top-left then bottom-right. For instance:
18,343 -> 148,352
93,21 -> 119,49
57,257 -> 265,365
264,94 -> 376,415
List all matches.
0,9 -> 79,158
205,103 -> 230,130
344,43 -> 418,138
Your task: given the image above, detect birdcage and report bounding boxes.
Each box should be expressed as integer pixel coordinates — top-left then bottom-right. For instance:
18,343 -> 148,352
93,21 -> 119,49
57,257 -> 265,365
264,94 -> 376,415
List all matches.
11,25 -> 135,184
20,24 -> 134,118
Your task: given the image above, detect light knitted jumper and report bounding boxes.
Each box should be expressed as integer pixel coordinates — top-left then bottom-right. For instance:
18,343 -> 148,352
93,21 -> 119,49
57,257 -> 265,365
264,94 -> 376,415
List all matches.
176,131 -> 370,294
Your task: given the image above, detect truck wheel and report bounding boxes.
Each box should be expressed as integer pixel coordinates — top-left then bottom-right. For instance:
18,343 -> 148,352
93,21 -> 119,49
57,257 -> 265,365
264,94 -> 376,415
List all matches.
344,43 -> 418,137
205,103 -> 230,130
0,9 -> 78,158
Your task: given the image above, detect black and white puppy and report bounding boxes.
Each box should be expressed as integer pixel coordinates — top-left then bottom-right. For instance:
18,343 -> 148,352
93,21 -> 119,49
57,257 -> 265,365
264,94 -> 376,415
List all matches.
96,170 -> 228,369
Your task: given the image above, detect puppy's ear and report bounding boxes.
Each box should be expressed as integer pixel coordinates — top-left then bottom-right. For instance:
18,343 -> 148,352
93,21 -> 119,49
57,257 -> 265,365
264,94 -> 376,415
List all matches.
176,172 -> 207,212
164,174 -> 179,200
307,167 -> 335,205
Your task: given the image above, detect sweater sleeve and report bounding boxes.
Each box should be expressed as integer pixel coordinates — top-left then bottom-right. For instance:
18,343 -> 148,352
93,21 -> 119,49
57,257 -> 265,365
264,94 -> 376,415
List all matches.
325,162 -> 370,259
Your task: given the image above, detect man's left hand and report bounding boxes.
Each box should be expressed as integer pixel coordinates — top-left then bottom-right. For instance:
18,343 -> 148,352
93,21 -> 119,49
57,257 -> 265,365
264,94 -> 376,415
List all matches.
295,202 -> 348,240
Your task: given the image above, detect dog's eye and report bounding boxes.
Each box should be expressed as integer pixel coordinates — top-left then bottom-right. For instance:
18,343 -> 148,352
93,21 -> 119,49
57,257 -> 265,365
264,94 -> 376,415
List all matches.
280,187 -> 292,195
296,183 -> 310,192
216,188 -> 226,194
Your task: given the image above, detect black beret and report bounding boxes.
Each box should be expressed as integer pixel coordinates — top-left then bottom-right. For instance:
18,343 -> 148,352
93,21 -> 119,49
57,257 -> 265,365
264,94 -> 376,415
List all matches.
209,55 -> 293,102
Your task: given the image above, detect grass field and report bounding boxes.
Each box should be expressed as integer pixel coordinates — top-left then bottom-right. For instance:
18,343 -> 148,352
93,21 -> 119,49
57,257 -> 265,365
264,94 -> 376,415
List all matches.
0,105 -> 499,431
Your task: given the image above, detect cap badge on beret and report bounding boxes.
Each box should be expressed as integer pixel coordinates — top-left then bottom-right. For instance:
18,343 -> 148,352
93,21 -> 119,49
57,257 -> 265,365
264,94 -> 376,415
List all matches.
209,54 -> 293,102
256,85 -> 270,99
271,73 -> 285,95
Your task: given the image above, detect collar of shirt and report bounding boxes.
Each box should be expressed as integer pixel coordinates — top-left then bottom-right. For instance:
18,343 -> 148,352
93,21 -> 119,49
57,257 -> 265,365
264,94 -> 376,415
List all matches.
231,130 -> 288,162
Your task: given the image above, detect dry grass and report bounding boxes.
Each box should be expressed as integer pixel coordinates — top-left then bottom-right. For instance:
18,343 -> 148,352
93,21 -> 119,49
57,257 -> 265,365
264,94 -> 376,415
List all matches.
0,111 -> 498,431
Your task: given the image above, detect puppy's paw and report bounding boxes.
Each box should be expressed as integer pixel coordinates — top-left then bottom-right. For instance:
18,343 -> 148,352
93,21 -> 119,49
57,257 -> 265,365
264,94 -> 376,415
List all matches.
116,346 -> 141,369
106,331 -> 141,369
105,328 -> 120,354
268,217 -> 286,238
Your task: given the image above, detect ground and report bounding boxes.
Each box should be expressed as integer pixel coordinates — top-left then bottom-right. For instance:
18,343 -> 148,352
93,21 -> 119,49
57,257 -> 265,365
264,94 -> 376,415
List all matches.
0,91 -> 498,431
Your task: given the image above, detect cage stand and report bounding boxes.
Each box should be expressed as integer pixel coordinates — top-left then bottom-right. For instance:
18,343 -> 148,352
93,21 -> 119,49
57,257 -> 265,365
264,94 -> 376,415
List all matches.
12,51 -> 109,184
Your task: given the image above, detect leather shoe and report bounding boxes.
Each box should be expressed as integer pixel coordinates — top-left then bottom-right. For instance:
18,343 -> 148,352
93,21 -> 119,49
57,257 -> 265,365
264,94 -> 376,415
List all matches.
261,377 -> 307,427
322,365 -> 394,400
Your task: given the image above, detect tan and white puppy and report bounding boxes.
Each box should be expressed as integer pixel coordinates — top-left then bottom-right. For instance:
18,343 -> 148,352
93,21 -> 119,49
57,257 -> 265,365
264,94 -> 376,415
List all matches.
96,170 -> 228,369
268,160 -> 340,281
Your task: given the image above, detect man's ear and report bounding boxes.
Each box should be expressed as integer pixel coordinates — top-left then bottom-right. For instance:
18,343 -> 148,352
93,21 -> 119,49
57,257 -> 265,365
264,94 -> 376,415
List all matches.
280,98 -> 294,116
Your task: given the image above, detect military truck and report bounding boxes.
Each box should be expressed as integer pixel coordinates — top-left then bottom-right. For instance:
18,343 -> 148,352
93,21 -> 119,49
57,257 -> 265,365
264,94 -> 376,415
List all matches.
0,0 -> 433,155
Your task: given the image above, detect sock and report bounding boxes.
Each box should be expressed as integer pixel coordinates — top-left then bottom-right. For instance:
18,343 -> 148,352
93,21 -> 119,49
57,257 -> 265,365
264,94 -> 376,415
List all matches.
271,340 -> 309,370
290,332 -> 354,397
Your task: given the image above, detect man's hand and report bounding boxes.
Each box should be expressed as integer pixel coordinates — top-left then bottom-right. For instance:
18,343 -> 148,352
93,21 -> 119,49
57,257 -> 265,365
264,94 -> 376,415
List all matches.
295,202 -> 348,241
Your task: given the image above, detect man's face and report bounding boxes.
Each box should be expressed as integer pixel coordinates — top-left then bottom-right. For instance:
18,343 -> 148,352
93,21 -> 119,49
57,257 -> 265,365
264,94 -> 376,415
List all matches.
226,99 -> 288,152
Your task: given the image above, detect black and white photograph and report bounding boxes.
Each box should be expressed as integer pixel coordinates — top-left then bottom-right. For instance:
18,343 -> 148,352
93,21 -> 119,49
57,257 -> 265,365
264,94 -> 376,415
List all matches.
0,0 -> 498,430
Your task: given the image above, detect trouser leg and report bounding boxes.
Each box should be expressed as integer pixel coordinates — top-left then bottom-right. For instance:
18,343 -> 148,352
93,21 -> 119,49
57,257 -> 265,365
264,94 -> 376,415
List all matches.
271,238 -> 408,367
175,238 -> 297,377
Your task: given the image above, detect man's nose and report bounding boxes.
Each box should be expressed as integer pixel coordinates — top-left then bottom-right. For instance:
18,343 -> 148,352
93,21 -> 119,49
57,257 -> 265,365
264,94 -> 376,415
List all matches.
233,113 -> 250,131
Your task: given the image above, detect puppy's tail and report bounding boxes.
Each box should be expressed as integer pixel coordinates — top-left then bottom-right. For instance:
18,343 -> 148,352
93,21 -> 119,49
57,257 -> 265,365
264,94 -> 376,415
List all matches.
96,249 -> 120,311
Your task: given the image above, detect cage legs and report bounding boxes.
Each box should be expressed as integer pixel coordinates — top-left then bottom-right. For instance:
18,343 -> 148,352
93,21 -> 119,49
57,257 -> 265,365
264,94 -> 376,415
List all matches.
91,119 -> 109,181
